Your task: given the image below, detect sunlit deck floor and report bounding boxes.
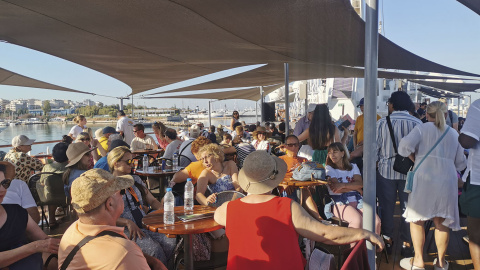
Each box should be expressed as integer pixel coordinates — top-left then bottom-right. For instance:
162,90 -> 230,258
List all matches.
377,201 -> 472,270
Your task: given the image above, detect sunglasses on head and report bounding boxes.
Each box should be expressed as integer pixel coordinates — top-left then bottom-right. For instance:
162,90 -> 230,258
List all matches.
1,179 -> 12,189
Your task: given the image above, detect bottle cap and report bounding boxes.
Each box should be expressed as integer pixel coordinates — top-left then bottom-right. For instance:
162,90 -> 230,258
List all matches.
166,187 -> 172,192
187,178 -> 192,182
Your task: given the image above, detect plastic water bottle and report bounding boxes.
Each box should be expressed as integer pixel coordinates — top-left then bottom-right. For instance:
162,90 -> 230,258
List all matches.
143,154 -> 149,172
172,152 -> 178,169
164,188 -> 175,225
184,178 -> 194,211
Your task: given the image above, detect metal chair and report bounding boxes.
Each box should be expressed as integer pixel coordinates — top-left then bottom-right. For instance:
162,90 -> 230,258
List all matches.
28,172 -> 68,229
208,190 -> 245,208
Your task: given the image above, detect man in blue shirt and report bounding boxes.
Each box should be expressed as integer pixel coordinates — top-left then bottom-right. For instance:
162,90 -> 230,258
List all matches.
293,103 -> 317,139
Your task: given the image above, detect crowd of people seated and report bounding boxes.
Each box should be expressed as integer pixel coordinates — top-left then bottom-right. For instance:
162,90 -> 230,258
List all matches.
0,97 -> 478,270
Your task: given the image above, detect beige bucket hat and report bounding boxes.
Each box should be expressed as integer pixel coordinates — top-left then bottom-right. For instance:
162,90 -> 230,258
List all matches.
66,142 -> 96,168
71,169 -> 134,213
238,151 -> 287,194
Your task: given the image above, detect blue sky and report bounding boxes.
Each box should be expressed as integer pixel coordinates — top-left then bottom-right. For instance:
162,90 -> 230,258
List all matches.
0,0 -> 479,109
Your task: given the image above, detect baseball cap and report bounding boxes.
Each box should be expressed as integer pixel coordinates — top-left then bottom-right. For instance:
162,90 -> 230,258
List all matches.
357,98 -> 364,107
12,135 -> 35,147
306,103 -> 317,113
102,126 -> 118,135
71,169 -> 133,213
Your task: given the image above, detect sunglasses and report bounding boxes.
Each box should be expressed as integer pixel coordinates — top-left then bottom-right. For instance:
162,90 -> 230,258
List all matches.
120,158 -> 134,165
1,179 -> 12,189
133,130 -> 140,133
286,143 -> 299,147
80,138 -> 91,141
257,132 -> 265,135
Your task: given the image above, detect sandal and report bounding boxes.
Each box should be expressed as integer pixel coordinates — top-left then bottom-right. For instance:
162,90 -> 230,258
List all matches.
399,257 -> 425,270
433,258 -> 449,270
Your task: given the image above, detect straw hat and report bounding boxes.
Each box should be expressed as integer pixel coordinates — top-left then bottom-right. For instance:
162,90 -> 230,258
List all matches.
12,135 -> 35,147
0,161 -> 16,179
238,151 -> 287,194
71,169 -> 133,213
94,128 -> 104,139
252,126 -> 268,140
66,142 -> 95,168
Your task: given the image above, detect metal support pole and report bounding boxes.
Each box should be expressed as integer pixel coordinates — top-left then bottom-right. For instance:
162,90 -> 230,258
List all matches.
255,100 -> 258,123
131,95 -> 134,118
119,98 -> 124,111
260,86 -> 264,123
208,100 -> 212,128
284,63 -> 290,135
305,83 -> 309,116
363,0 -> 379,269
458,97 -> 461,117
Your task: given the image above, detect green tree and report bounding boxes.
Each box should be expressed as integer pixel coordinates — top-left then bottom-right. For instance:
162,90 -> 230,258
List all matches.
42,100 -> 52,116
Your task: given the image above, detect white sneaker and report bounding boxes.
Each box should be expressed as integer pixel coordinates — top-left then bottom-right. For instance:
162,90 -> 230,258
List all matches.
433,258 -> 449,270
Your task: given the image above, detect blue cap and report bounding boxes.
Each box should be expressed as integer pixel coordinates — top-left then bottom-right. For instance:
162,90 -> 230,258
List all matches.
187,178 -> 192,182
102,126 -> 118,134
357,98 -> 364,107
166,188 -> 172,192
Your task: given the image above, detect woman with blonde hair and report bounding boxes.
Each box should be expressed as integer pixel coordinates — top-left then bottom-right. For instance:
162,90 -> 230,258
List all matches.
251,126 -> 271,154
108,146 -> 175,265
196,143 -> 241,205
398,101 -> 467,270
152,122 -> 169,150
68,115 -> 87,140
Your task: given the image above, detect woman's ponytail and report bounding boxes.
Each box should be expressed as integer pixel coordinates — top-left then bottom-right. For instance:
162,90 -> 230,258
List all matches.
427,101 -> 447,130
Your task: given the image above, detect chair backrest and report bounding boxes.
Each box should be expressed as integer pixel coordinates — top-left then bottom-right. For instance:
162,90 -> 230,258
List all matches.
208,190 -> 245,208
28,174 -> 42,205
31,172 -> 67,206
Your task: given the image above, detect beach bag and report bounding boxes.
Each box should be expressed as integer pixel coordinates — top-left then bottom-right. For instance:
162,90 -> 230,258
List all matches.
386,116 -> 414,175
404,127 -> 450,193
292,161 -> 325,181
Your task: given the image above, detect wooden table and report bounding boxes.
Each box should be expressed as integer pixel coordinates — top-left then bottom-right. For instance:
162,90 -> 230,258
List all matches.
134,168 -> 177,198
131,149 -> 164,156
143,205 -> 222,270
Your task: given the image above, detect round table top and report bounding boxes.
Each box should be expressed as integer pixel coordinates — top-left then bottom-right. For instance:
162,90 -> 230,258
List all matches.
132,149 -> 164,155
280,178 -> 328,187
142,205 -> 222,237
134,167 -> 177,177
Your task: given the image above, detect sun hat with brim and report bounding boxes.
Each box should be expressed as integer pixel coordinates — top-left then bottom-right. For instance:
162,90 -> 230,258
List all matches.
94,128 -> 104,139
66,142 -> 96,168
71,169 -> 134,214
0,161 -> 16,179
12,135 -> 35,147
238,151 -> 287,195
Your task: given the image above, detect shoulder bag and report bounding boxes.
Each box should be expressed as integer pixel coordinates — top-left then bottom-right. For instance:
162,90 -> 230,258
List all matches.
386,116 -> 415,175
404,126 -> 450,193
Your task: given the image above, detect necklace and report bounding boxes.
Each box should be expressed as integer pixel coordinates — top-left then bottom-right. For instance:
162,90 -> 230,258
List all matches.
210,163 -> 224,178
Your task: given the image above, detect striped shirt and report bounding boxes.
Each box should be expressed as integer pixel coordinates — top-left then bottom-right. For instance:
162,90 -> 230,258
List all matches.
376,111 -> 422,180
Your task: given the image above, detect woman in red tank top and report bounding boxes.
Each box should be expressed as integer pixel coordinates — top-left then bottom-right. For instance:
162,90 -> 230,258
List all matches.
213,151 -> 385,270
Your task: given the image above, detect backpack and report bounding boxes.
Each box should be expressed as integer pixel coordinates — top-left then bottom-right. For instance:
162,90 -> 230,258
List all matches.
292,161 -> 326,181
